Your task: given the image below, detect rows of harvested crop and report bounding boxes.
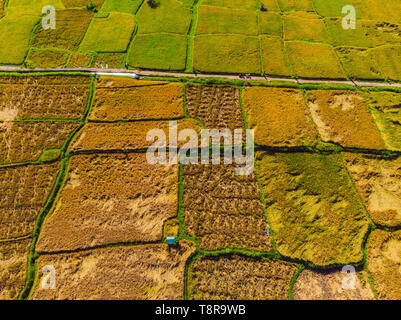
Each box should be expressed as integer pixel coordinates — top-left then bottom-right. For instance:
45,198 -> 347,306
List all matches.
0,162 -> 60,299
185,85 -> 244,131
0,75 -> 91,165
183,163 -> 272,252
0,163 -> 60,240
189,255 -> 297,299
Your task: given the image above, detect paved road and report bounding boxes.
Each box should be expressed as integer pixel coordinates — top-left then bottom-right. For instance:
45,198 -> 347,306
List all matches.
1,66 -> 400,88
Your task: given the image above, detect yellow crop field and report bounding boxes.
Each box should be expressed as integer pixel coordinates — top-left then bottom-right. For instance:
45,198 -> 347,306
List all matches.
0,122 -> 79,165
365,91 -> 401,150
277,0 -> 314,11
285,41 -> 345,79
306,90 -> 385,149
36,153 -> 178,252
69,119 -> 202,152
283,12 -> 330,43
31,241 -> 196,299
0,239 -> 31,300
92,53 -> 124,69
343,153 -> 401,228
196,5 -> 258,36
193,35 -> 261,74
259,12 -> 282,37
260,36 -> 291,76
89,81 -> 184,121
0,76 -> 90,120
26,49 -> 69,68
293,269 -> 374,300
32,9 -> 93,51
336,47 -> 383,80
366,230 -> 401,300
242,87 -> 317,147
373,45 -> 401,81
256,152 -> 370,266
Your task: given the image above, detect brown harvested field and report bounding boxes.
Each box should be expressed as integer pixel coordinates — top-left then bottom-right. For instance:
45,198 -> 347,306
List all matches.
31,240 -> 195,300
0,239 -> 31,300
0,75 -> 90,86
32,9 -> 93,51
306,90 -> 385,149
189,255 -> 298,300
36,153 -> 178,252
0,163 -> 59,240
185,85 -> 244,131
242,87 -> 317,147
293,268 -> 374,300
366,230 -> 401,300
256,152 -> 370,266
0,84 -> 89,120
343,153 -> 401,228
183,163 -> 272,252
0,122 -> 79,165
69,119 -> 202,152
89,80 -> 184,121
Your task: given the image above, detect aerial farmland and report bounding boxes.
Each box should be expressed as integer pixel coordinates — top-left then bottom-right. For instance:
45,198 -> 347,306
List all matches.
0,0 -> 401,307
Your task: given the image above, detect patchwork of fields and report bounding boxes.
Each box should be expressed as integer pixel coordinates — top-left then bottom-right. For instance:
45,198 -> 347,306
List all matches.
1,73 -> 401,300
0,0 -> 401,80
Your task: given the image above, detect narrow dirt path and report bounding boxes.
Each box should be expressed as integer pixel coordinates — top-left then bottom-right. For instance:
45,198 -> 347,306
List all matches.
0,66 -> 400,88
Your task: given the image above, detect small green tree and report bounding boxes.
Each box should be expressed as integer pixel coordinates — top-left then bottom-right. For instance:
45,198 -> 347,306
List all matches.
86,2 -> 98,13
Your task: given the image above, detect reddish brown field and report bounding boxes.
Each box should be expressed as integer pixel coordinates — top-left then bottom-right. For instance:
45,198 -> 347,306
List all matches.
31,240 -> 195,300
183,163 -> 272,252
0,163 -> 59,240
189,255 -> 298,300
37,153 -> 178,252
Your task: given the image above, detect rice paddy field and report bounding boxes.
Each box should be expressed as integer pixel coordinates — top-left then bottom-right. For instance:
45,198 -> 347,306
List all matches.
1,0 -> 401,304
0,0 -> 399,80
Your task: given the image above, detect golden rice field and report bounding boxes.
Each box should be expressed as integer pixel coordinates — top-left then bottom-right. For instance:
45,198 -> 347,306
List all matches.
0,44 -> 401,302
0,0 -> 400,79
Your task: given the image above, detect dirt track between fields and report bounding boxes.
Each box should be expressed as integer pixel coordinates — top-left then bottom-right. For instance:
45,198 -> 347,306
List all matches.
0,66 -> 400,88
